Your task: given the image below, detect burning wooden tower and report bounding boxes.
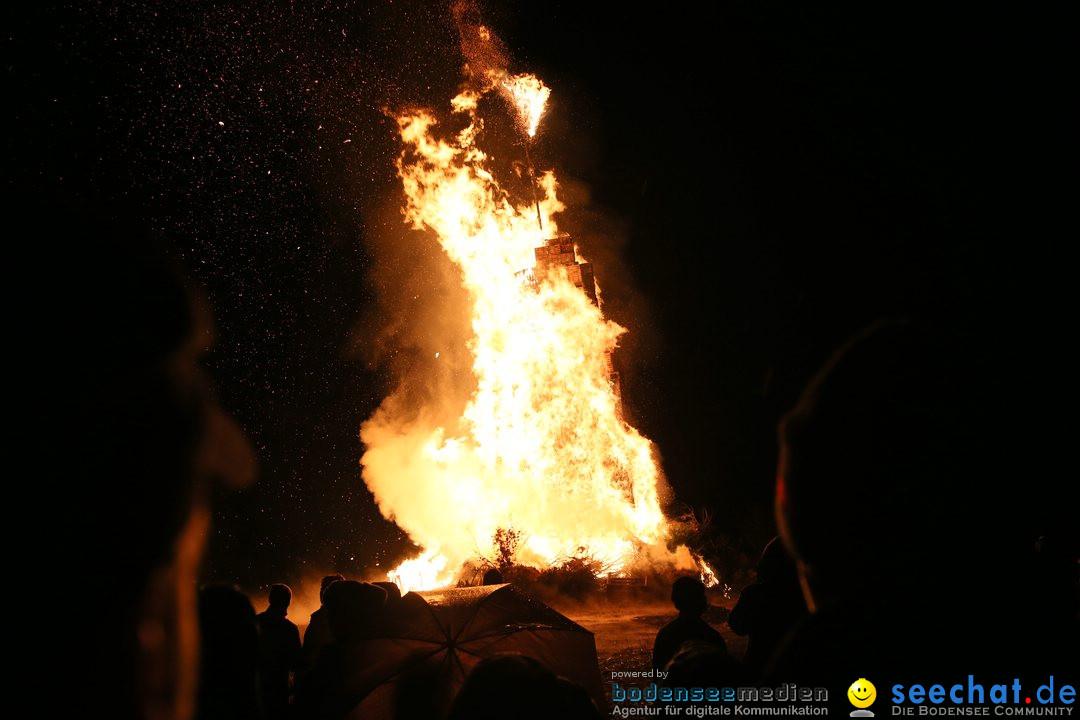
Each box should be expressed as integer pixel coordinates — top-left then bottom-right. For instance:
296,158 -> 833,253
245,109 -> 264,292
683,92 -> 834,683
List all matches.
531,236 -> 622,403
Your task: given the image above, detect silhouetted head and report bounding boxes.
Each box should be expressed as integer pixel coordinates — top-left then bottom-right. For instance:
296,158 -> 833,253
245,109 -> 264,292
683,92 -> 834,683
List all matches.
776,320 -> 984,609
447,654 -> 602,720
664,640 -> 743,689
482,567 -> 505,585
35,193 -> 256,586
319,573 -> 345,603
372,581 -> 402,604
21,189 -> 255,720
199,584 -> 258,639
323,580 -> 387,643
671,576 -> 708,616
756,536 -> 798,586
267,583 -> 292,612
197,584 -> 259,718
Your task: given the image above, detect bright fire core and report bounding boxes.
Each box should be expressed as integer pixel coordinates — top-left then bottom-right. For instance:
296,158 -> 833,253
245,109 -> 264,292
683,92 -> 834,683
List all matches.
361,75 -> 694,592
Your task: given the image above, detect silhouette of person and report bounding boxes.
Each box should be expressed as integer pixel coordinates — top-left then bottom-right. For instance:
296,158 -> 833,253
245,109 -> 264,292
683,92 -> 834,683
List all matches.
663,640 -> 749,706
727,536 -> 806,676
371,580 -> 402,605
766,319 -> 1078,679
197,584 -> 261,720
293,581 -> 388,720
446,654 -> 603,720
302,573 -> 345,669
652,576 -> 727,672
24,189 -> 256,720
322,580 -> 388,644
257,583 -> 303,720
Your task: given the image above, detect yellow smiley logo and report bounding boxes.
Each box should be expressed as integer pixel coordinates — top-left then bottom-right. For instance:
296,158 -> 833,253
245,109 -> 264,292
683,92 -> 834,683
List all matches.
848,678 -> 877,709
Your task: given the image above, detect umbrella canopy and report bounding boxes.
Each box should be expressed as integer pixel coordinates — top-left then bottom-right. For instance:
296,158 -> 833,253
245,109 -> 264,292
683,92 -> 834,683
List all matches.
340,583 -> 602,719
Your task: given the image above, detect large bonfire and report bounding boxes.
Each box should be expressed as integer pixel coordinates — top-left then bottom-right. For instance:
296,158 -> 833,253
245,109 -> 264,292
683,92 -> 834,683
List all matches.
361,47 -> 703,592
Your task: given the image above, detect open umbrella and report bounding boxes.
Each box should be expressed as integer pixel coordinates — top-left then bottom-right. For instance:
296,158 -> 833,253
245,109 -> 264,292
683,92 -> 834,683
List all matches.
338,583 -> 603,719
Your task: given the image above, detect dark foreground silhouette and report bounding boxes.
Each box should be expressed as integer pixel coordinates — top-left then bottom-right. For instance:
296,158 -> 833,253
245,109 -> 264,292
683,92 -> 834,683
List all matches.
26,188 -> 256,720
728,535 -> 806,676
256,584 -> 302,720
293,581 -> 388,719
767,320 -> 1078,679
303,574 -> 345,671
652,576 -> 727,672
446,654 -> 603,720
198,585 -> 260,720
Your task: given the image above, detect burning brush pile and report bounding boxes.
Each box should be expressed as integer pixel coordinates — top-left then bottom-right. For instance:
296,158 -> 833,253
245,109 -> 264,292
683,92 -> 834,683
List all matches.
359,14 -> 715,595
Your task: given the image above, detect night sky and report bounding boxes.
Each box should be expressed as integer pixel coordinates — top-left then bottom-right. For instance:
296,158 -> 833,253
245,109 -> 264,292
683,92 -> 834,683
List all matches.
7,2 -> 1071,589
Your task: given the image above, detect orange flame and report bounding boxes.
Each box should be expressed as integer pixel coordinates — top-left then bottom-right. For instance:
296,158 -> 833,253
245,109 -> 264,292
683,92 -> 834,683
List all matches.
501,73 -> 551,138
699,559 -> 719,588
362,76 -> 696,592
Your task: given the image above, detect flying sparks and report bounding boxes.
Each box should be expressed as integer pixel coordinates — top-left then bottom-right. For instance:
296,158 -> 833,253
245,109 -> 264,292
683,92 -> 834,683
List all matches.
501,73 -> 551,138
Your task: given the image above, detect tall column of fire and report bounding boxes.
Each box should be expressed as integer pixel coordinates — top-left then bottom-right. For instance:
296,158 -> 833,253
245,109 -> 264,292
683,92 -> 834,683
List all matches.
360,71 -> 698,591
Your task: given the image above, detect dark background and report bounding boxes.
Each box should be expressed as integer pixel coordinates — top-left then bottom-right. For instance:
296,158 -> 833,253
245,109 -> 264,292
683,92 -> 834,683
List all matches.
6,2 -> 1070,589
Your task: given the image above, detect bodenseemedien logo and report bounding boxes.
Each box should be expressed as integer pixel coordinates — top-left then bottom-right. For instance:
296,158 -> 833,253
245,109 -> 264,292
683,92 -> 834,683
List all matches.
849,679 -> 878,717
